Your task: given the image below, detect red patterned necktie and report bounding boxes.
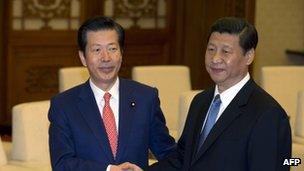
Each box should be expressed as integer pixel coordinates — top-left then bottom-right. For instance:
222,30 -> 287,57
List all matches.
103,92 -> 118,158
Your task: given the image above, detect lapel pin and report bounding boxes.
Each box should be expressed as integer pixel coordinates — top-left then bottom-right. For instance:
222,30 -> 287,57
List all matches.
131,102 -> 136,107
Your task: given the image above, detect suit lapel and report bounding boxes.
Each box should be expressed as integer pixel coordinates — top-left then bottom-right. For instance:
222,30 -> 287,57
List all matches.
116,78 -> 137,161
193,80 -> 255,162
77,81 -> 114,162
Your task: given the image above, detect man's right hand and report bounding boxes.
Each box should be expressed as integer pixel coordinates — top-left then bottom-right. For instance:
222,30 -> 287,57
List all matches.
110,164 -> 124,171
120,162 -> 143,171
110,162 -> 143,171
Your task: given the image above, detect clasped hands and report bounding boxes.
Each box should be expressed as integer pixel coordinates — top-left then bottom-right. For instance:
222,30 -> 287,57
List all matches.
111,162 -> 143,171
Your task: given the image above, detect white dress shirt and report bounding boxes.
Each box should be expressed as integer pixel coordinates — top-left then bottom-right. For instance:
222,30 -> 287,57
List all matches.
90,78 -> 119,131
89,78 -> 119,171
214,72 -> 250,121
201,73 -> 250,132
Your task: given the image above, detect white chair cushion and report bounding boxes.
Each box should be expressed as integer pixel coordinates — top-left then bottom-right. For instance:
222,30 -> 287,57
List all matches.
291,143 -> 304,171
59,66 -> 89,92
178,90 -> 202,138
261,66 -> 304,133
2,141 -> 12,160
11,100 -> 50,163
1,165 -> 44,171
7,161 -> 51,171
132,65 -> 192,139
295,91 -> 304,138
0,137 -> 7,166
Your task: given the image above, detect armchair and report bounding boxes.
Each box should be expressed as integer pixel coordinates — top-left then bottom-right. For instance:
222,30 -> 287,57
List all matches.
9,100 -> 51,170
261,66 -> 304,142
58,66 -> 89,92
132,65 -> 192,140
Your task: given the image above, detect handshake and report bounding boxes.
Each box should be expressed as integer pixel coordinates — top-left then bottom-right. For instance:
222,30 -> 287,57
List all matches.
110,162 -> 144,171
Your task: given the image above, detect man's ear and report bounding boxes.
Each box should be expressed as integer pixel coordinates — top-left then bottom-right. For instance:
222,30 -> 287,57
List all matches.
78,50 -> 87,67
245,48 -> 255,65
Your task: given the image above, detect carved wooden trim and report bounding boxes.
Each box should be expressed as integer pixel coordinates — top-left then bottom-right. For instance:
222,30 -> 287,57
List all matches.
25,65 -> 60,93
104,0 -> 167,29
12,0 -> 82,30
114,0 -> 157,28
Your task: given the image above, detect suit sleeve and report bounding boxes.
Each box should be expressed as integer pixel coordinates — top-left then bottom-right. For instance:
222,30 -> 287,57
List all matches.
48,98 -> 107,171
248,106 -> 292,171
148,88 -> 176,160
148,121 -> 187,171
148,92 -> 200,171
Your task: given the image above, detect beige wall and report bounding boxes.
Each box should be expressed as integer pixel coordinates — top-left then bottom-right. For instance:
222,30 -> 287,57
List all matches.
254,0 -> 304,83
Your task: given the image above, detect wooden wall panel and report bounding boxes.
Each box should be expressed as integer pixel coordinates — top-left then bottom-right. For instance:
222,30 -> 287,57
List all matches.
0,0 -> 84,125
1,0 -> 174,125
5,39 -> 81,120
0,0 -> 10,125
0,0 -> 5,123
176,0 -> 256,90
0,0 -> 256,128
120,30 -> 170,78
121,41 -> 169,78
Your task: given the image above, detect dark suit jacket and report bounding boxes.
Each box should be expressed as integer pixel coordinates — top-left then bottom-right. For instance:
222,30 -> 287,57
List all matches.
48,78 -> 176,171
148,79 -> 291,171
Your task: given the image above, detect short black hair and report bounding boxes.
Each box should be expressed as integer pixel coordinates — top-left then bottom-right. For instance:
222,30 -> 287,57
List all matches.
77,16 -> 125,54
208,17 -> 258,54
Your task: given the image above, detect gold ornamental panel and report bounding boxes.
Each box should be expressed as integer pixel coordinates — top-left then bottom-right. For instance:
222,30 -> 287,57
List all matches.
104,0 -> 167,29
12,0 -> 81,30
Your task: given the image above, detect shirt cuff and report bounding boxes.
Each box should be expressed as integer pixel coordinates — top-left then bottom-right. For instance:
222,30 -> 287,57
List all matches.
106,165 -> 112,171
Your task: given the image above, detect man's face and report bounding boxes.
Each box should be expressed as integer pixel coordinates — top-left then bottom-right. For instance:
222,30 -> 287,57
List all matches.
205,32 -> 254,92
79,29 -> 122,90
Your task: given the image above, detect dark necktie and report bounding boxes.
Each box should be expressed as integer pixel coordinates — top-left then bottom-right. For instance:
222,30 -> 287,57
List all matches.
197,94 -> 221,151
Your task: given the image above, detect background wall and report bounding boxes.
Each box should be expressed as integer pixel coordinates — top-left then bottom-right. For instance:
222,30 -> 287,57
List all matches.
0,0 -> 4,122
0,1 -> 2,54
254,0 -> 304,83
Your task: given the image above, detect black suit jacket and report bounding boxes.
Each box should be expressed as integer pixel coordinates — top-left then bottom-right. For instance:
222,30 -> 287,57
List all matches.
148,79 -> 291,171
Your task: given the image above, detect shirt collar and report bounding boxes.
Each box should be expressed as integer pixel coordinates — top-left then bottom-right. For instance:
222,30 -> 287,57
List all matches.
214,73 -> 250,108
89,77 -> 119,102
